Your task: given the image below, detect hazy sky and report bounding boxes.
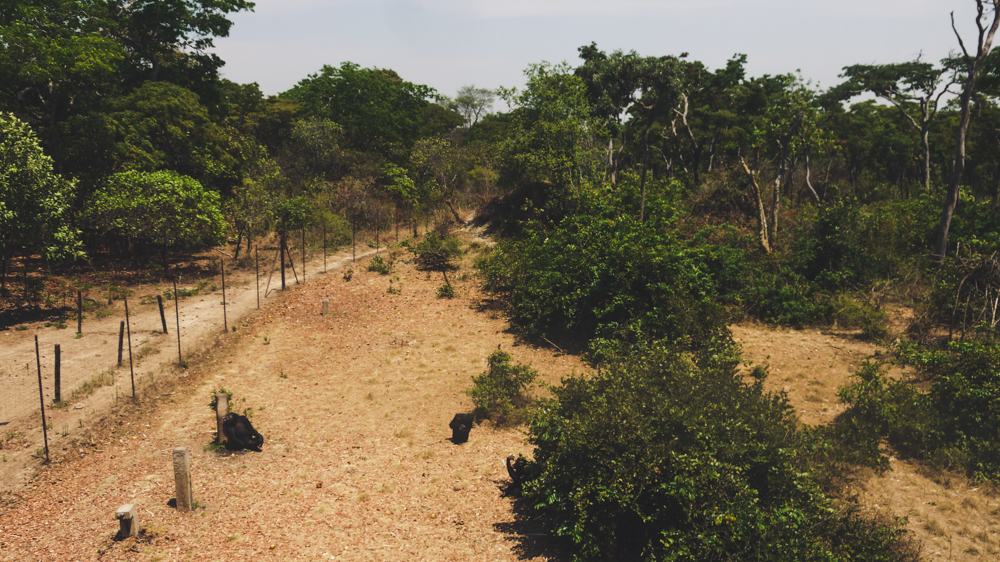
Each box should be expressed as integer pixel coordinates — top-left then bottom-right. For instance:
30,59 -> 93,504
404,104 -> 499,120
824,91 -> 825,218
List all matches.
213,0 -> 984,100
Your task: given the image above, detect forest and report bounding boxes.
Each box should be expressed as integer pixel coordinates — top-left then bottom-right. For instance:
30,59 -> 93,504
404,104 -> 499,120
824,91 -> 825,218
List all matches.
6,0 -> 1000,560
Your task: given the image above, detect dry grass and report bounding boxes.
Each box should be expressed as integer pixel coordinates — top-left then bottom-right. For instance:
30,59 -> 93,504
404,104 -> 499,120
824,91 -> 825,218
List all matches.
0,229 -> 586,561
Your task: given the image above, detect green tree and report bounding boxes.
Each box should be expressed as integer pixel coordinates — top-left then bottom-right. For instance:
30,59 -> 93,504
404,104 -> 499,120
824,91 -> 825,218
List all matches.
936,0 -> 1000,265
85,169 -> 225,268
575,44 -> 682,219
60,81 -> 237,194
498,62 -> 607,221
0,112 -> 82,287
448,85 -> 495,130
522,339 -> 913,560
831,59 -> 954,193
283,62 -> 437,155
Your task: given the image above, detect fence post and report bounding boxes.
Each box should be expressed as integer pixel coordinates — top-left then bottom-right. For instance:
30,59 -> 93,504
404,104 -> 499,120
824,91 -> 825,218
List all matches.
255,246 -> 260,310
173,278 -> 182,366
216,393 -> 229,445
221,258 -> 228,333
157,295 -> 168,334
77,291 -> 82,334
53,344 -> 61,403
117,321 -> 125,366
172,447 -> 192,512
34,336 -> 49,463
124,297 -> 135,398
115,504 -> 138,539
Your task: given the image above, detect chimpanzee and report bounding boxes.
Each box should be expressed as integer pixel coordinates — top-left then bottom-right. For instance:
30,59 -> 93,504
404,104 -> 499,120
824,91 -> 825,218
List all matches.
449,413 -> 474,443
222,413 -> 264,451
506,455 -> 525,486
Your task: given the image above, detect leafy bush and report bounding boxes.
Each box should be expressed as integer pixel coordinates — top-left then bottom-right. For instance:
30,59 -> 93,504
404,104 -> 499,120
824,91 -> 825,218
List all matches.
367,255 -> 392,274
466,350 -> 538,426
410,232 -> 462,271
478,184 -> 727,349
436,284 -> 455,299
521,339 -> 915,561
834,340 -> 1000,480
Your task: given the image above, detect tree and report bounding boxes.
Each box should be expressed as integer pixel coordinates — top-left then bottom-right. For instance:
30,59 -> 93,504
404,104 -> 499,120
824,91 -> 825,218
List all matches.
936,0 -> 1000,265
0,112 -> 82,287
60,81 -> 238,195
382,163 -> 421,237
833,59 -> 955,192
449,85 -> 495,130
0,0 -> 124,144
85,169 -> 225,268
498,62 -> 607,221
103,0 -> 255,84
283,63 -> 437,155
575,44 -> 682,220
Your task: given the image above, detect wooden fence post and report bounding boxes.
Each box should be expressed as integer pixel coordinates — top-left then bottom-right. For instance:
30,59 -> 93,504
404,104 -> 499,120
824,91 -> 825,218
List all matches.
221,259 -> 228,333
216,393 -> 229,445
115,504 -> 137,539
76,291 -> 82,334
172,447 -> 192,512
173,278 -> 182,366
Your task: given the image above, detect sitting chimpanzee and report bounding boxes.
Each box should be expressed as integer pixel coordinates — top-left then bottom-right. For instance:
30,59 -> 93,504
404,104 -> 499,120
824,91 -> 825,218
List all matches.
449,413 -> 474,444
222,413 -> 264,451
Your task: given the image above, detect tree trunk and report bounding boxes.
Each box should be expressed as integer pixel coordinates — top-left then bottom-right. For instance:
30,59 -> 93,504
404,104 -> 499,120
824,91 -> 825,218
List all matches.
639,120 -> 653,222
445,200 -> 465,225
935,2 -> 1000,265
804,152 -> 820,203
740,158 -> 771,254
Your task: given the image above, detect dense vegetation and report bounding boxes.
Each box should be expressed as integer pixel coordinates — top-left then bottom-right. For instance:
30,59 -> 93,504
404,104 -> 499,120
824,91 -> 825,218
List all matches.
8,0 -> 1000,559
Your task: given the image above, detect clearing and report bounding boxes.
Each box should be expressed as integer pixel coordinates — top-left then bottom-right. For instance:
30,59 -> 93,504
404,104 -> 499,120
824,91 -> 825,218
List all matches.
0,227 -> 995,560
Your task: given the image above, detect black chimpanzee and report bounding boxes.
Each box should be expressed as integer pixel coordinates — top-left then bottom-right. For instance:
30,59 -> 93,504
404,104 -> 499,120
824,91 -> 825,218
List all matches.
222,413 -> 264,451
449,413 -> 474,443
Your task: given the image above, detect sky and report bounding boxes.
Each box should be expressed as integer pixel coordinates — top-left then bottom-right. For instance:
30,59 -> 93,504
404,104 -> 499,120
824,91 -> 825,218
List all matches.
212,0 -> 986,101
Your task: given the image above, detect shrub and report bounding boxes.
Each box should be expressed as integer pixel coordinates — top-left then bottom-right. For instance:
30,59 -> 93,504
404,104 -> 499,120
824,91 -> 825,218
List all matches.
411,232 -> 462,271
436,284 -> 455,299
478,185 -> 727,349
520,339 -> 915,561
833,341 -> 1000,480
367,255 -> 392,274
466,350 -> 538,426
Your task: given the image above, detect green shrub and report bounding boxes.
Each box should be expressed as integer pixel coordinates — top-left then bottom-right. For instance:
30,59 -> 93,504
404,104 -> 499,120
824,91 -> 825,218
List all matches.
411,232 -> 462,271
477,185 -> 726,349
367,255 -> 392,275
466,350 -> 538,426
521,339 -> 915,561
833,341 -> 1000,480
436,284 -> 455,299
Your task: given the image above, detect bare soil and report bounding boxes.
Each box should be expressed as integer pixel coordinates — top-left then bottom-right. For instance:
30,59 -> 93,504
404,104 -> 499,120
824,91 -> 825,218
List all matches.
0,226 -> 996,561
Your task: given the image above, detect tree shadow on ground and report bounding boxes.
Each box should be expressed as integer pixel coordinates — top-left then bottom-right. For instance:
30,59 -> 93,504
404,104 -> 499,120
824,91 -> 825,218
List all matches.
493,482 -> 573,561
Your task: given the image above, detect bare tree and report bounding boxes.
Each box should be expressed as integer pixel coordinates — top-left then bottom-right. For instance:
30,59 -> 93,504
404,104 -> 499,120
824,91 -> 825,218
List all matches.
935,0 -> 1000,266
